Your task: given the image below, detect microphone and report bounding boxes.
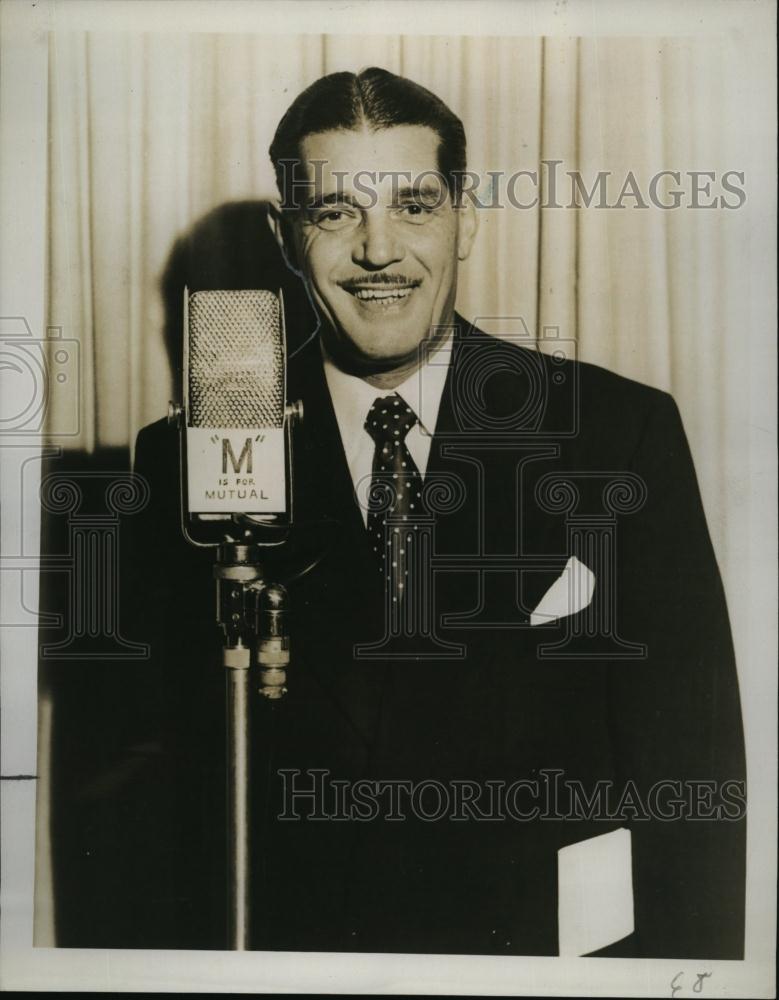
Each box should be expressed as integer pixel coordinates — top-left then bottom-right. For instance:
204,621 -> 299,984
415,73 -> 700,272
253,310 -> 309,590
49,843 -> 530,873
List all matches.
167,290 -> 304,944
171,288 -> 302,547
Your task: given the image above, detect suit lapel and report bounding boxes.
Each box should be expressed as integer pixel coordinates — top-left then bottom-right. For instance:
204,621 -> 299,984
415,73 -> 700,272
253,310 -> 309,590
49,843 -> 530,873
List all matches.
285,335 -> 387,757
287,335 -> 366,534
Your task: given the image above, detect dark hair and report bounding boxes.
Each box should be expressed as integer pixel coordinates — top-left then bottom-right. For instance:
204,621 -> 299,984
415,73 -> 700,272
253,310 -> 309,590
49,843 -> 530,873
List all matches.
269,67 -> 467,207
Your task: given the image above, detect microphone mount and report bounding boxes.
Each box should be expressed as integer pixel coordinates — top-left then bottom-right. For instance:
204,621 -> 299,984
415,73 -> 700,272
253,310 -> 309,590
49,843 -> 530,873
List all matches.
214,542 -> 290,700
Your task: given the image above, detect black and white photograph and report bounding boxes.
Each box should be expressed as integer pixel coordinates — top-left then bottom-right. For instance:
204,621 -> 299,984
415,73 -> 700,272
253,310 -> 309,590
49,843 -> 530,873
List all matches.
0,0 -> 775,995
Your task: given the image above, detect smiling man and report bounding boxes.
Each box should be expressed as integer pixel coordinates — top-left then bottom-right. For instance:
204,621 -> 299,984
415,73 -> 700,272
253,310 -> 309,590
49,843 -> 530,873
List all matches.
272,124 -> 476,384
63,67 -> 746,960
258,68 -> 744,959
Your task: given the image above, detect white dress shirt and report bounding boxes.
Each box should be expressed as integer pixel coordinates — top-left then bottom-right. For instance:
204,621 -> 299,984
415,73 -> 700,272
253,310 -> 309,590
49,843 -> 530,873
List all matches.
322,333 -> 454,526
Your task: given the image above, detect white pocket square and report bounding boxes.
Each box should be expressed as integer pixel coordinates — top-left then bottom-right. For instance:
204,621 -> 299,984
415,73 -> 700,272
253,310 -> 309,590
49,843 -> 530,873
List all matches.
530,556 -> 595,626
558,827 -> 634,956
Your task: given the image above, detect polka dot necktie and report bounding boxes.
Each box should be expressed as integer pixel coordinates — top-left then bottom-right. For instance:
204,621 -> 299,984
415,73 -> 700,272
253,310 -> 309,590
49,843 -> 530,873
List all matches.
364,394 -> 423,604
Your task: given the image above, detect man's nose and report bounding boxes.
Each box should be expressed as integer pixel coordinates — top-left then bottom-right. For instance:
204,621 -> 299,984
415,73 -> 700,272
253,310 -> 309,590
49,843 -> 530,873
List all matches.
352,212 -> 405,270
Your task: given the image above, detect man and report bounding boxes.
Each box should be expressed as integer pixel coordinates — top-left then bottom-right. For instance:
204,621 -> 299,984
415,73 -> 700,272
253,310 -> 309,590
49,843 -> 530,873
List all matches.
62,67 -> 745,958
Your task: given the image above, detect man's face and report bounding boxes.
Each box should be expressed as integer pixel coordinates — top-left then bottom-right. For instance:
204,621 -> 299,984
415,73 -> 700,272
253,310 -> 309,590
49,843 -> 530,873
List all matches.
281,125 -> 477,373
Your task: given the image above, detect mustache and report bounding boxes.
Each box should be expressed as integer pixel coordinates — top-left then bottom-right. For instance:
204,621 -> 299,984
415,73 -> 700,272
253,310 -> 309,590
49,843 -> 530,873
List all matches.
338,274 -> 421,289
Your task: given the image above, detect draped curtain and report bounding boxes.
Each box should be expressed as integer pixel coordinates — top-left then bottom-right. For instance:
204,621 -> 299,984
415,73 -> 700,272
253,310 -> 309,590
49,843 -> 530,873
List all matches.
43,29 -> 771,951
47,32 -> 757,576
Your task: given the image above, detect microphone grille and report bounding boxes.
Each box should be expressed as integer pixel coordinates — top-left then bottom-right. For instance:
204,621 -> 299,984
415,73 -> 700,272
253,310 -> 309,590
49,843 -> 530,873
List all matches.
188,289 -> 284,428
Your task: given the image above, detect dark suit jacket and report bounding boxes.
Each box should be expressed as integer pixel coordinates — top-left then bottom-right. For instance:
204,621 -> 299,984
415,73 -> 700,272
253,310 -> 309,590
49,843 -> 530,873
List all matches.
56,315 -> 745,958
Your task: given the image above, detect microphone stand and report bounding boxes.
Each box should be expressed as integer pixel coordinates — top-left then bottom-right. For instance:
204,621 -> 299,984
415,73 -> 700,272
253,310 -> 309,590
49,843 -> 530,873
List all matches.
174,286 -> 302,951
214,542 -> 289,951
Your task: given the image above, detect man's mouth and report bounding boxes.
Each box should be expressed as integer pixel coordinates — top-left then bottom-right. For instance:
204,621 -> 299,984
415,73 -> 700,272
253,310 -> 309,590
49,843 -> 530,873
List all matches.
339,278 -> 421,308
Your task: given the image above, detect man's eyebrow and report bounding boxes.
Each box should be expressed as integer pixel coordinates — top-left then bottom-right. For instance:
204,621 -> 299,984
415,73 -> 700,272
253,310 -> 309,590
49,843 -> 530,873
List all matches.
303,182 -> 448,210
305,191 -> 362,210
393,182 -> 447,202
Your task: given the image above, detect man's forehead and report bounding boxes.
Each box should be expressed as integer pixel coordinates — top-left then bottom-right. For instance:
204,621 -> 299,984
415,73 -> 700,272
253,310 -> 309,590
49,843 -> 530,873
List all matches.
298,124 -> 443,197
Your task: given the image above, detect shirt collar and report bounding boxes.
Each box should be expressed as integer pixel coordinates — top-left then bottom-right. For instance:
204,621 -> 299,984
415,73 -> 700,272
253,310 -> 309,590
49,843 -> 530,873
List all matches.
321,332 -> 454,455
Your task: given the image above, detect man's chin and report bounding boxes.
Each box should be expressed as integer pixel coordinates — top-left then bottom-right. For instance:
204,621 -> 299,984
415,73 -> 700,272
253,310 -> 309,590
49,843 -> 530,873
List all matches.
324,322 -> 430,373
343,344 -> 421,377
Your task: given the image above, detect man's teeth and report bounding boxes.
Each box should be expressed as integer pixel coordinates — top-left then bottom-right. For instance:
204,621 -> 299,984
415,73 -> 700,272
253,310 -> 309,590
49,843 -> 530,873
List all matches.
351,287 -> 414,302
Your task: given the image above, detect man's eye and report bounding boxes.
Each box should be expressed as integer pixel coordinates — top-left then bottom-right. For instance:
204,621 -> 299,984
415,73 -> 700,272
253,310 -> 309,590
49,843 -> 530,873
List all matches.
311,209 -> 357,231
398,203 -> 434,223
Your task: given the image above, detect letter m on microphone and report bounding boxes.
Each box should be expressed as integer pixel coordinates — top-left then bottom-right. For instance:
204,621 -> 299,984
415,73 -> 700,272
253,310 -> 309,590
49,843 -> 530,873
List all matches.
223,437 -> 253,475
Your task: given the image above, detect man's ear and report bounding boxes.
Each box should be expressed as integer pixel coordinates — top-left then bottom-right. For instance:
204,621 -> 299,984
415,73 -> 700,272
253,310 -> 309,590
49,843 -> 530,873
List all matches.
455,197 -> 479,262
267,199 -> 302,276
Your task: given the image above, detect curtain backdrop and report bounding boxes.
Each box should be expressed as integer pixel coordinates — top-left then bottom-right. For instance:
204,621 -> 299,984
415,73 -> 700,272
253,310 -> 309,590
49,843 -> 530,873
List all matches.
47,32 -> 757,580
43,29 -> 768,949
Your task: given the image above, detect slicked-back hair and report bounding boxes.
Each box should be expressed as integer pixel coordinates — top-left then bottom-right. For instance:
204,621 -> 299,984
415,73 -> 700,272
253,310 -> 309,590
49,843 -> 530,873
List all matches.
269,67 -> 467,208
